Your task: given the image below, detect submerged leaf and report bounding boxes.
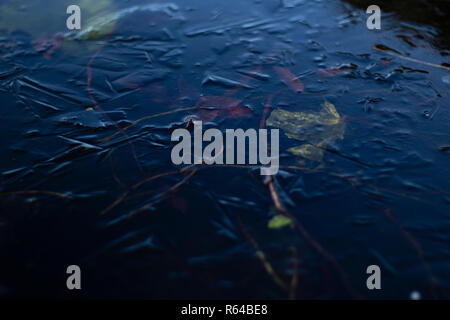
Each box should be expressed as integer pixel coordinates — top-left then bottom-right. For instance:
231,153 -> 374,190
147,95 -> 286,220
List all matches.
268,214 -> 294,229
274,66 -> 304,93
194,96 -> 252,122
316,64 -> 357,78
69,2 -> 180,41
266,100 -> 345,161
322,100 -> 341,120
113,69 -> 169,91
73,0 -> 117,40
287,144 -> 324,162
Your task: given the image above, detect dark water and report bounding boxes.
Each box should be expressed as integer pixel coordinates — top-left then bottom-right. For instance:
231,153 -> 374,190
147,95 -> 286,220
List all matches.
0,0 -> 449,299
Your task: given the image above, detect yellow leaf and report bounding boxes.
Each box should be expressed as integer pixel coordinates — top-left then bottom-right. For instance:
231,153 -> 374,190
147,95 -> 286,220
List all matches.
268,214 -> 294,229
322,100 -> 340,120
288,144 -> 324,162
266,100 -> 345,162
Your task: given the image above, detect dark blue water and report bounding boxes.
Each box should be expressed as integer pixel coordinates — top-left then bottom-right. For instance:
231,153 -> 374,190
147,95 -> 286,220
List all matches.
0,0 -> 449,299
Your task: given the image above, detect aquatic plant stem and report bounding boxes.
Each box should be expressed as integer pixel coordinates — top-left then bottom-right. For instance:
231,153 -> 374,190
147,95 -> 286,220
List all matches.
373,46 -> 450,71
261,94 -> 362,299
237,214 -> 288,291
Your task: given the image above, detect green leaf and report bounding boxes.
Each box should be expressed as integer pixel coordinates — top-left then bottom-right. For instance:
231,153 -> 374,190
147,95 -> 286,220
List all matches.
268,214 -> 294,229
